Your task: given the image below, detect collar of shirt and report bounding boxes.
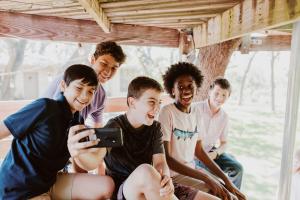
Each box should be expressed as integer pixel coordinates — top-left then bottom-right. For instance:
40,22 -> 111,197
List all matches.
55,92 -> 79,123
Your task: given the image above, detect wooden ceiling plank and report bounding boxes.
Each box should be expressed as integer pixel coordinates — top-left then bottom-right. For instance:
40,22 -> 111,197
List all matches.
102,0 -> 238,9
78,0 -> 110,33
193,0 -> 300,48
110,13 -> 215,23
105,2 -> 237,17
102,0 -> 177,8
109,11 -> 220,20
133,21 -> 205,26
0,11 -> 179,47
22,7 -> 85,14
105,1 -> 238,13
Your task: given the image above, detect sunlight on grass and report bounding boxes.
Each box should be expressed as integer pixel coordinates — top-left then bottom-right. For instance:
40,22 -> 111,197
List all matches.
225,103 -> 300,200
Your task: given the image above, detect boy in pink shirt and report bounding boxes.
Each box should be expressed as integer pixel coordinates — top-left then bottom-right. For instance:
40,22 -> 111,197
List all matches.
195,78 -> 243,189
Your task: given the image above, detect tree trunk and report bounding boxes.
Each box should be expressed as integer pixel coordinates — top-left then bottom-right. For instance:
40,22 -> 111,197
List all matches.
270,52 -> 279,112
195,39 -> 241,101
238,52 -> 257,105
0,39 -> 27,100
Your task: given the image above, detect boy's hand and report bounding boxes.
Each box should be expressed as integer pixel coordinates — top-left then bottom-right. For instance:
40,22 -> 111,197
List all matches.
208,151 -> 218,160
206,177 -> 235,200
224,181 -> 247,200
159,175 -> 174,197
67,125 -> 100,157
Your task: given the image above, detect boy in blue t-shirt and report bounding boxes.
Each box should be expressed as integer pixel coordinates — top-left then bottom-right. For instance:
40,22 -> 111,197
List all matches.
0,64 -> 114,200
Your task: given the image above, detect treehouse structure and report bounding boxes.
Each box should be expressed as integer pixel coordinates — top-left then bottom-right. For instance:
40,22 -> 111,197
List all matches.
0,0 -> 300,199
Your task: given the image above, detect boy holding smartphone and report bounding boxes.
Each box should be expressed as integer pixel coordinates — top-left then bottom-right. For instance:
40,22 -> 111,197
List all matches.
0,65 -> 114,199
104,76 -> 176,200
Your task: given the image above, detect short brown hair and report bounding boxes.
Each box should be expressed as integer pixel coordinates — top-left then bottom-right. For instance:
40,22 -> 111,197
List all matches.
127,76 -> 163,105
210,77 -> 231,94
93,41 -> 126,64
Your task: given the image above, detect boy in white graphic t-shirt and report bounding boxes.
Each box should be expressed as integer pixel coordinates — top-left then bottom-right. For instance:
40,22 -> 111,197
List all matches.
159,62 -> 246,200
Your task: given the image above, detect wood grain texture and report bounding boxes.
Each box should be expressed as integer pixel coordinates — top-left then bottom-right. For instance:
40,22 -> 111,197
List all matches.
0,11 -> 179,47
193,0 -> 300,48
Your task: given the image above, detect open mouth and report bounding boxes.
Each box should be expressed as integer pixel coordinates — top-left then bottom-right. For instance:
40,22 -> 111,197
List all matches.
100,74 -> 110,82
181,96 -> 193,103
147,114 -> 155,119
76,99 -> 87,105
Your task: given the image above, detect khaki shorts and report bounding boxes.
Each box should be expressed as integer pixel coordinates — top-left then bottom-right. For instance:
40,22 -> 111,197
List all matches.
29,173 -> 75,200
172,174 -> 210,192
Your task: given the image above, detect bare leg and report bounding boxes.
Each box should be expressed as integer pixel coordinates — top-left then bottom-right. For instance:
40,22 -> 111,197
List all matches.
51,173 -> 114,200
72,174 -> 114,200
123,164 -> 173,200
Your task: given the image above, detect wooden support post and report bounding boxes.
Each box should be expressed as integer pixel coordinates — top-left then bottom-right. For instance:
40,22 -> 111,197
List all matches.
278,21 -> 300,200
179,31 -> 195,62
78,0 -> 110,33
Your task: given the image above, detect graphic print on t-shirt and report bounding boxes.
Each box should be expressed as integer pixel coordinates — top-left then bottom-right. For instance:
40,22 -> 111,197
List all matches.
173,126 -> 198,140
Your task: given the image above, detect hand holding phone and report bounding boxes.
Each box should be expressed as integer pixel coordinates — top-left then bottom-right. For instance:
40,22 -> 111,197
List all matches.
76,127 -> 123,148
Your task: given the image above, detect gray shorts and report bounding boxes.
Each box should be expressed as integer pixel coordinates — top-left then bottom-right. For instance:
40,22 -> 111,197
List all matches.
117,181 -> 126,200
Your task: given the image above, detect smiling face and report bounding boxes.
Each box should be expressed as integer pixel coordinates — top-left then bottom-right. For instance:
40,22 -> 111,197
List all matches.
208,84 -> 230,109
172,75 -> 197,111
128,89 -> 162,126
61,79 -> 96,113
91,54 -> 120,84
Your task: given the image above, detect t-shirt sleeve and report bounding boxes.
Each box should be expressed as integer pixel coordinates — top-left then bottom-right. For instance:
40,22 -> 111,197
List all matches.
220,114 -> 229,141
3,99 -> 47,139
86,89 -> 106,124
104,118 -> 120,129
152,123 -> 165,154
158,106 -> 173,142
197,117 -> 205,141
193,103 -> 204,141
87,104 -> 104,124
41,75 -> 63,99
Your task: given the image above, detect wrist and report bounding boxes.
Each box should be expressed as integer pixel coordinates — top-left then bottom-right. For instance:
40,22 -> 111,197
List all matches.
214,150 -> 219,159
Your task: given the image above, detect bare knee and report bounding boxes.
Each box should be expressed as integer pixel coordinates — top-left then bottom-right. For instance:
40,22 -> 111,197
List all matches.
97,176 -> 115,199
135,164 -> 160,187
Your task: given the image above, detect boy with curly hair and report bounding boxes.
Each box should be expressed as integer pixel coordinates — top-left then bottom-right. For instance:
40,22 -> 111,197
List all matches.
159,62 -> 246,200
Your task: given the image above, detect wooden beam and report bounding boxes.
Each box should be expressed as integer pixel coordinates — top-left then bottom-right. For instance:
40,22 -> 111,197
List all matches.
106,2 -> 238,17
0,11 -> 179,47
101,0 -> 224,8
77,0 -> 110,33
193,0 -> 300,48
109,11 -> 218,21
129,19 -> 205,26
104,1 -> 238,12
247,35 -> 291,51
111,14 -> 213,23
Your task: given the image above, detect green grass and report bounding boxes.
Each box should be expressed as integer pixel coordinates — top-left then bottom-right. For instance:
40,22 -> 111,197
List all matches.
225,103 -> 300,200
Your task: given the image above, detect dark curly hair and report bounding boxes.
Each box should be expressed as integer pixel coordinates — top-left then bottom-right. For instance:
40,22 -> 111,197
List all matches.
93,41 -> 126,64
162,62 -> 203,98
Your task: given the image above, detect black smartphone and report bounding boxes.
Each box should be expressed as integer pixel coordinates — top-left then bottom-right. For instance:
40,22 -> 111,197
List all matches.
77,127 -> 123,148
